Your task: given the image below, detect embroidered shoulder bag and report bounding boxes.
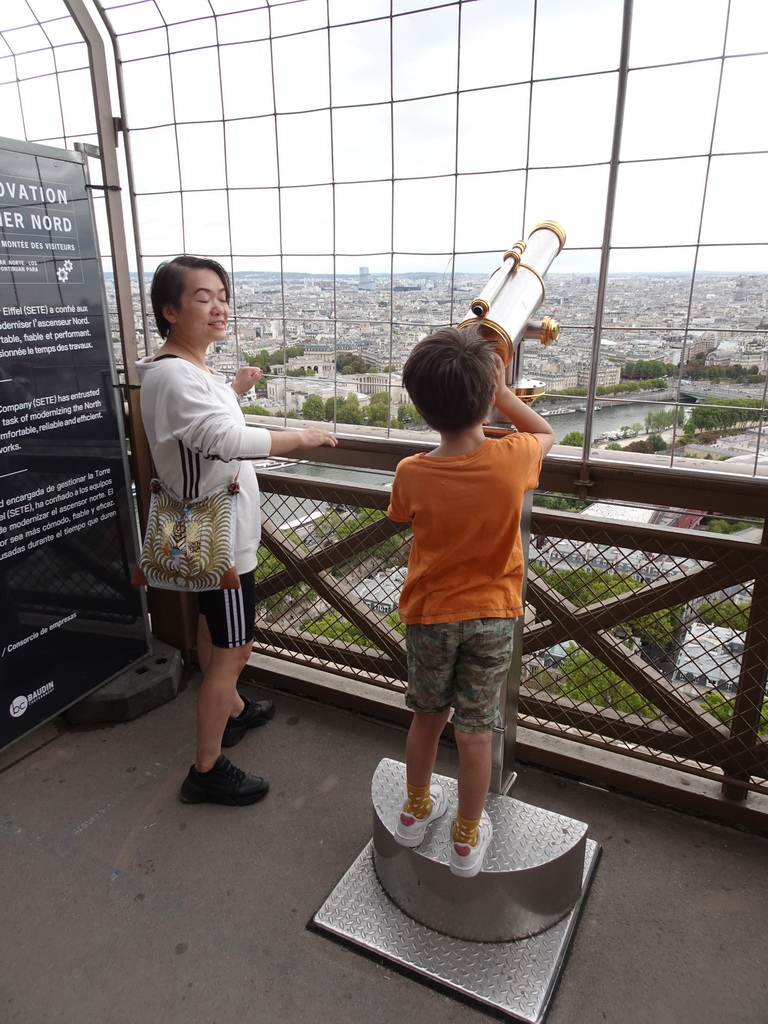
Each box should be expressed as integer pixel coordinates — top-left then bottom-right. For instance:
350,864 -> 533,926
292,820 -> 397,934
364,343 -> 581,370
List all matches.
131,475 -> 241,591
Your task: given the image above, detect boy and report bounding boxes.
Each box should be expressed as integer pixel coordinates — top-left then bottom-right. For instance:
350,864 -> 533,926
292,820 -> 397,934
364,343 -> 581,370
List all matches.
387,324 -> 555,877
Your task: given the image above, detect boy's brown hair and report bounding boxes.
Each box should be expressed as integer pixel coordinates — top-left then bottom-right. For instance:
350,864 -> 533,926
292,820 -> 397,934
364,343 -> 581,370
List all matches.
402,323 -> 496,432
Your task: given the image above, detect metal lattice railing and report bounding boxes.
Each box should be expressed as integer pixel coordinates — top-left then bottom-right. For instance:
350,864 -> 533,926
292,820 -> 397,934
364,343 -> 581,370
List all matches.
252,457 -> 768,802
522,505 -> 768,796
254,466 -> 408,687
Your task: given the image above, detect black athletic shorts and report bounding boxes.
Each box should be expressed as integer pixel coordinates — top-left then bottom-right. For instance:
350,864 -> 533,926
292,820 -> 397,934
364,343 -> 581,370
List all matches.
197,572 -> 256,649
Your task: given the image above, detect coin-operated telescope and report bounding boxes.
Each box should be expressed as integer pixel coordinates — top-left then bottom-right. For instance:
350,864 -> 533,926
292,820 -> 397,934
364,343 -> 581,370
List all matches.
459,220 -> 565,412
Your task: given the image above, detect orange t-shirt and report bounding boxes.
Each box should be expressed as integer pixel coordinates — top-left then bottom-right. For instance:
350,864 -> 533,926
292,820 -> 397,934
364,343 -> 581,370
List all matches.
387,433 -> 542,625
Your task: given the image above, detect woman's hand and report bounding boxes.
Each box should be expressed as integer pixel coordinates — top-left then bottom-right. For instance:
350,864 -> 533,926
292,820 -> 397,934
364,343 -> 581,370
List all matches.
232,366 -> 263,395
297,427 -> 337,449
267,426 -> 338,456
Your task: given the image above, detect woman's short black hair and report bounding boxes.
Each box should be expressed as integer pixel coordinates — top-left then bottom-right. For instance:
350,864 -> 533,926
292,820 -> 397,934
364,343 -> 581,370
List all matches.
150,255 -> 231,339
402,323 -> 497,432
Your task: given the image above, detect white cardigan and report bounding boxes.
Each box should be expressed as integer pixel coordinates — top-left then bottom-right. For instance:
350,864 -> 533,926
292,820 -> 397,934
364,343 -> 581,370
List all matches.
136,356 -> 272,574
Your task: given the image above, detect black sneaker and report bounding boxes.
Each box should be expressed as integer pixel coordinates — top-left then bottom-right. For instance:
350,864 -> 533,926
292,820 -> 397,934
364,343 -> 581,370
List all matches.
179,755 -> 269,805
221,695 -> 276,748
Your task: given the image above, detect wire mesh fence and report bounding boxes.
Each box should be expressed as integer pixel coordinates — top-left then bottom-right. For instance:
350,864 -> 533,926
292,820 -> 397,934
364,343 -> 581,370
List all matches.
523,500 -> 768,795
254,465 -> 409,687
253,462 -> 768,798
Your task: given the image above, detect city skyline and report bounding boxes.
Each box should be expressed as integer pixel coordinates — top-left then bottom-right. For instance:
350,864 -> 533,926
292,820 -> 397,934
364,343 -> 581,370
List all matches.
2,1 -> 766,279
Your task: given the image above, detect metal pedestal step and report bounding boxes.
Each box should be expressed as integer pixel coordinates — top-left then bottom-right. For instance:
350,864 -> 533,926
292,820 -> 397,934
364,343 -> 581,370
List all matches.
311,758 -> 600,1023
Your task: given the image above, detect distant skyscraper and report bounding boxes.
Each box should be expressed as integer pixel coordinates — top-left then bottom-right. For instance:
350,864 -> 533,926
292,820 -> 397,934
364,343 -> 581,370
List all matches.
359,266 -> 373,290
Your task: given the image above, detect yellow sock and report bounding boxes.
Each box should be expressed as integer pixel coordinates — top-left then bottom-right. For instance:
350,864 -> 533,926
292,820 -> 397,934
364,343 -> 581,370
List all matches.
403,782 -> 433,820
452,812 -> 481,847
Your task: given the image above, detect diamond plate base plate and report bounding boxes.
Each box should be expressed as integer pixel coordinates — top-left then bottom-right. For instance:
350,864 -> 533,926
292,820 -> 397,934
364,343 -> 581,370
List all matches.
311,837 -> 599,1024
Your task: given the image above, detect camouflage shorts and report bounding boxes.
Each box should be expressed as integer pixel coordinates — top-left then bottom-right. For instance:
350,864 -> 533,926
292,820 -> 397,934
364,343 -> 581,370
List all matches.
405,618 -> 515,733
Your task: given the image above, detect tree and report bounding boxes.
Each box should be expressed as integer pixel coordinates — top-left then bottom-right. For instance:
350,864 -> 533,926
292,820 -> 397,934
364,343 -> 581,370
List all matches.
241,404 -> 270,416
365,391 -> 391,427
384,611 -> 406,637
532,494 -> 587,512
623,439 -> 654,453
366,403 -> 389,427
547,387 -> 588,398
534,565 -> 682,651
556,645 -> 661,719
690,398 -> 762,432
301,394 -> 325,421
244,350 -> 269,369
397,403 -> 424,427
623,358 -> 675,379
697,598 -> 751,630
336,392 -> 363,424
702,518 -> 756,535
337,352 -> 369,374
245,344 -> 305,371
702,692 -> 768,736
645,408 -> 683,433
302,611 -> 377,648
369,390 -> 390,409
254,548 -> 311,615
560,430 -> 584,447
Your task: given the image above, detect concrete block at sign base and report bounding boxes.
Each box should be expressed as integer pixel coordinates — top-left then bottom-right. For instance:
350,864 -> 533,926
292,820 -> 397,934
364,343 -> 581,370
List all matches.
64,640 -> 182,725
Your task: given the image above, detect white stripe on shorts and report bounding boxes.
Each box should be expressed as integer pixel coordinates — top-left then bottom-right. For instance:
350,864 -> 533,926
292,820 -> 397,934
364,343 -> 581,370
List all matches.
223,587 -> 247,647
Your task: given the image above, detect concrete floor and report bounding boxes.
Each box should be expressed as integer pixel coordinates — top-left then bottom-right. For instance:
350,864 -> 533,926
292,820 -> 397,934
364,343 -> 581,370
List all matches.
2,676 -> 767,1024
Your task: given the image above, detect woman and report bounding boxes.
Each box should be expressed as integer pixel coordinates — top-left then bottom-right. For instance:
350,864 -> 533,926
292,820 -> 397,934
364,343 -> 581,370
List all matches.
137,256 -> 336,805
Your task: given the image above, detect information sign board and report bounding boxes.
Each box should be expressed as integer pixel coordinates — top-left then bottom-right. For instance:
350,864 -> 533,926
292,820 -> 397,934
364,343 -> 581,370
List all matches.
0,137 -> 149,749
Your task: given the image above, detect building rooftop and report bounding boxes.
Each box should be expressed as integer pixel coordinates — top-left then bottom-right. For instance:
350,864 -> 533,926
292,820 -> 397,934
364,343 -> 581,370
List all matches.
580,502 -> 656,523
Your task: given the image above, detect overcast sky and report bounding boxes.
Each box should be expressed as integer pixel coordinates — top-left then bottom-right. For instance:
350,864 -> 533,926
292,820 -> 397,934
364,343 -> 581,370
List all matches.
1,0 -> 766,276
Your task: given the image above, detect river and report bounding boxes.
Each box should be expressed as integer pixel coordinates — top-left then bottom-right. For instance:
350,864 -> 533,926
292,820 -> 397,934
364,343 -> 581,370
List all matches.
539,396 -> 683,443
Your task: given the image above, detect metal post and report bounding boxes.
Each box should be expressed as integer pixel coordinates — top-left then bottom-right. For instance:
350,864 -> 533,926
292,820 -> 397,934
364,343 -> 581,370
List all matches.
579,0 -> 633,461
63,0 -> 198,659
488,489 -> 533,796
63,0 -> 137,382
721,518 -> 768,801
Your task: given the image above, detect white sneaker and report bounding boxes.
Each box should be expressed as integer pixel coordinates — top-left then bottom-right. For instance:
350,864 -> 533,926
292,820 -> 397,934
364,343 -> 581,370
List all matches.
394,782 -> 449,848
450,812 -> 493,878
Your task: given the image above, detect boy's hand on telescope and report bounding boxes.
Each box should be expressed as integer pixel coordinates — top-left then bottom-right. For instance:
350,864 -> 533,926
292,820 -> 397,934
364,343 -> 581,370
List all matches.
491,353 -> 509,407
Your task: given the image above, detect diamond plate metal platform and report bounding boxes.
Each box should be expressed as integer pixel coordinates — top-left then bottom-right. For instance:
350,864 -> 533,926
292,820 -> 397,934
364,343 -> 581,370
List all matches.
372,758 -> 589,942
311,760 -> 600,1023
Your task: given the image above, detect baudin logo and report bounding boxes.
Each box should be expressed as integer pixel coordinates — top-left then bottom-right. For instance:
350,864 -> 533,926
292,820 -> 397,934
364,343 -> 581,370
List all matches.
10,695 -> 28,717
9,682 -> 54,718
